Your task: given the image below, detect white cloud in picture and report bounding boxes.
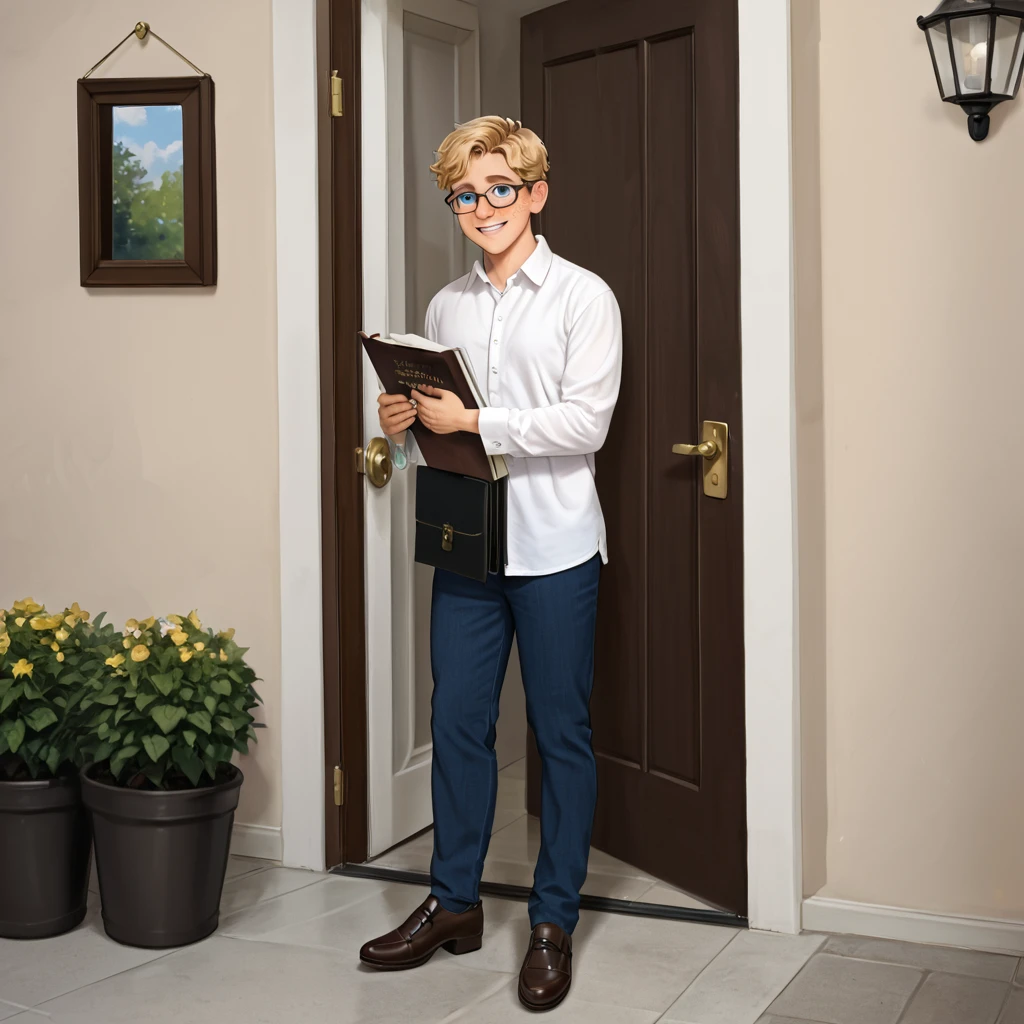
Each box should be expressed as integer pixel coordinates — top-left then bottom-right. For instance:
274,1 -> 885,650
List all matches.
113,106 -> 148,127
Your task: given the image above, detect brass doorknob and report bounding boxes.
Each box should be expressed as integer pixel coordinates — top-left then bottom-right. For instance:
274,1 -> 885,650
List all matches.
360,436 -> 393,488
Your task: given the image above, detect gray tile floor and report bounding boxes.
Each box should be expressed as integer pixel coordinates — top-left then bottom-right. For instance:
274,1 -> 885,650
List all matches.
3,855 -> 1023,1022
369,758 -> 718,912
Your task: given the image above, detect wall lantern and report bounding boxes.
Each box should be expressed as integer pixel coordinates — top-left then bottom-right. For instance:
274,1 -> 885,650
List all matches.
918,0 -> 1024,140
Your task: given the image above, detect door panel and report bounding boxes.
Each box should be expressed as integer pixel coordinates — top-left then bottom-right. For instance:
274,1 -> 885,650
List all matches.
522,0 -> 746,914
362,0 -> 481,857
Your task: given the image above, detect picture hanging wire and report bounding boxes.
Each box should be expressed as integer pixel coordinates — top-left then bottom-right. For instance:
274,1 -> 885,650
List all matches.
81,22 -> 207,79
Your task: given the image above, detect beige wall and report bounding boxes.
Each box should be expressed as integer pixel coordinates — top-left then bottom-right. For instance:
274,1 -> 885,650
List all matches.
0,1 -> 281,830
805,0 -> 1024,919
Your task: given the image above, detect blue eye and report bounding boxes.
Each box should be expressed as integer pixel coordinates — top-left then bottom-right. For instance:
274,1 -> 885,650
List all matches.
456,192 -> 476,206
492,184 -> 512,198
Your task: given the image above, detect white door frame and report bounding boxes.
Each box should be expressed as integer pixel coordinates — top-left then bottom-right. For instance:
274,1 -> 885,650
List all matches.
273,0 -> 801,933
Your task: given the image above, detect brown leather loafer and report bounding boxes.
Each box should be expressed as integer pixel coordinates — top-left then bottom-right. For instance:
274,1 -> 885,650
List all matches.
359,894 -> 483,970
518,922 -> 573,1011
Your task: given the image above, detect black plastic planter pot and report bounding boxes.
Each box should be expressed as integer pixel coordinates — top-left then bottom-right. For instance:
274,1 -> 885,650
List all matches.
0,773 -> 92,939
81,764 -> 243,948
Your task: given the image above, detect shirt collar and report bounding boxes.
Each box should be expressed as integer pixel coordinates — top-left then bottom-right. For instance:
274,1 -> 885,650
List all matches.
465,235 -> 554,292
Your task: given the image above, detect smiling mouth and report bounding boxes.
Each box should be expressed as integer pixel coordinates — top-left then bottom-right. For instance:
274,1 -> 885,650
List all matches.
477,221 -> 507,235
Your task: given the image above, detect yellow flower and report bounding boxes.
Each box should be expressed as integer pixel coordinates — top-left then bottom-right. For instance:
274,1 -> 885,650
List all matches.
131,644 -> 150,663
180,649 -> 193,663
125,618 -> 139,632
194,642 -> 205,652
13,598 -> 43,615
0,632 -> 9,655
15,617 -> 26,627
55,628 -> 69,642
140,617 -> 156,631
30,614 -> 63,631
106,653 -> 126,668
167,614 -> 183,625
63,603 -> 89,627
50,642 -> 59,652
217,628 -> 236,642
219,650 -> 228,662
123,638 -> 132,649
56,652 -> 64,662
188,610 -> 202,631
209,652 -> 216,659
12,659 -> 33,679
170,630 -> 188,647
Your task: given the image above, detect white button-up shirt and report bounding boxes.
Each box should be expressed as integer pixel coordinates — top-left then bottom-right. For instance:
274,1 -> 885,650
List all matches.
412,235 -> 622,576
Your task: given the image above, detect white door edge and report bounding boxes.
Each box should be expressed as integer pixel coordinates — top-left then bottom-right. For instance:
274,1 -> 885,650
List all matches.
274,0 -> 802,929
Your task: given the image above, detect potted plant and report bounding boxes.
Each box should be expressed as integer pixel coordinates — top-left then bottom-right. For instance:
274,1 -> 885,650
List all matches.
76,611 -> 263,948
0,598 -> 107,939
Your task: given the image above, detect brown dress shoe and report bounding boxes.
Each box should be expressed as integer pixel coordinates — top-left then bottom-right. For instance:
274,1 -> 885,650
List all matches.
359,895 -> 483,970
518,922 -> 573,1011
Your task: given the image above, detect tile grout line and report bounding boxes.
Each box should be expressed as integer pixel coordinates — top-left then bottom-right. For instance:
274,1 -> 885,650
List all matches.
647,928 -> 745,1023
994,976 -> 1017,1023
822,949 -> 1022,983
892,968 -> 931,1024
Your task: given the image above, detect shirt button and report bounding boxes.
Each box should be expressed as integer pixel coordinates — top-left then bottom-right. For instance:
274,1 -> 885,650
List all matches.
492,442 -> 501,448
497,315 -> 503,321
491,367 -> 498,374
493,339 -> 499,345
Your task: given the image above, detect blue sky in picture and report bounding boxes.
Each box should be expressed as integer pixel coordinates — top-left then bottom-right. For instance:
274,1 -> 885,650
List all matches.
113,105 -> 183,188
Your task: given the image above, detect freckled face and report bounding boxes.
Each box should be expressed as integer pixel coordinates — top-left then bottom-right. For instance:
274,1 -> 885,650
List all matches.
448,151 -> 547,256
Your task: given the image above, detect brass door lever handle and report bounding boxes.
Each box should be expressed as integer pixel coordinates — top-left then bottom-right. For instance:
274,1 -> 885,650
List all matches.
672,440 -> 718,458
672,421 -> 728,499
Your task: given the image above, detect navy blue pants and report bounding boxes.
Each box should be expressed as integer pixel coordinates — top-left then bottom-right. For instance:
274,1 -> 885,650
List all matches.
429,554 -> 601,934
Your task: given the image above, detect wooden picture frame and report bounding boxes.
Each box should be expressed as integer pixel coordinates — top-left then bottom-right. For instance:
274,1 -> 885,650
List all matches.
77,76 -> 217,287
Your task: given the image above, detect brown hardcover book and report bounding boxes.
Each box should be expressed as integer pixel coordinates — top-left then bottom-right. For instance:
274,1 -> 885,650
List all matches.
359,331 -> 508,481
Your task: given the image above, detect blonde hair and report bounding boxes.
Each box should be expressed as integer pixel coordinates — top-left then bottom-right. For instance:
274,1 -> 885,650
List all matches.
429,116 -> 549,192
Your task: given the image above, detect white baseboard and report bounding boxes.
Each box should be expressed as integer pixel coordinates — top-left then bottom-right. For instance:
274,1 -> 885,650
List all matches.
230,823 -> 283,862
803,895 -> 1024,955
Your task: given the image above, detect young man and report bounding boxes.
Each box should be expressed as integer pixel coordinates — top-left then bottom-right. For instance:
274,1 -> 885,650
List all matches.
361,116 -> 622,1012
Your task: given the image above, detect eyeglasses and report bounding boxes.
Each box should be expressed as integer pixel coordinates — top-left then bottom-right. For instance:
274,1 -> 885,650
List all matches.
444,181 -> 533,215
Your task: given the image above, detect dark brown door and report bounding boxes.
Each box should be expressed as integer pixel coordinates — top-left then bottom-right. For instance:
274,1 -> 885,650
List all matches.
522,0 -> 746,914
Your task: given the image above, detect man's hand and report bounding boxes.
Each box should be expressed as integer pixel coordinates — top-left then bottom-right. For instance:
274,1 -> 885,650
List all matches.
378,392 -> 417,444
413,386 -> 480,435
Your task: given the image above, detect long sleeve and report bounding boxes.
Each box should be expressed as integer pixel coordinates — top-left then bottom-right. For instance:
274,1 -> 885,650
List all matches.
477,289 -> 622,459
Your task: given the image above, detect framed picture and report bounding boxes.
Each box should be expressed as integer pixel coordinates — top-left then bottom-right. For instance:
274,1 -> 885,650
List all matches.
77,76 -> 217,287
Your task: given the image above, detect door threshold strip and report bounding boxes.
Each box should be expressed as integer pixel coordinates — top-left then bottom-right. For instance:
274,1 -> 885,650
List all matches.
331,864 -> 748,928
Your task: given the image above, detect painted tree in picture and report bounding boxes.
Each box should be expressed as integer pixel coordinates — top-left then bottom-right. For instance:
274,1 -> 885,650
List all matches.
111,105 -> 185,261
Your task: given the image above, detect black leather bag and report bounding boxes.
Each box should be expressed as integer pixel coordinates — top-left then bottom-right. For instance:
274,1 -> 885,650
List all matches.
414,466 -> 507,582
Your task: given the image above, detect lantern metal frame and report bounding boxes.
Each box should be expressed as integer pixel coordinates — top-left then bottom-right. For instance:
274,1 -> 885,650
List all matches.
918,0 -> 1024,140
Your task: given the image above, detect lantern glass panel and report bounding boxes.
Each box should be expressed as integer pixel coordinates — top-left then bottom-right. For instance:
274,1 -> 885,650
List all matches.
987,16 -> 1023,94
927,21 -> 958,98
951,15 -> 992,94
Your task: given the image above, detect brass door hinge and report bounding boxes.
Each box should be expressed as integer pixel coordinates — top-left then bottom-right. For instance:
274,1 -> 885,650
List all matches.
333,765 -> 344,806
330,71 -> 344,117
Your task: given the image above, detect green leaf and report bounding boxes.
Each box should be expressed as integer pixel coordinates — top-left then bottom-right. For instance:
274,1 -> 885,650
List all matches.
210,679 -> 232,697
172,745 -> 204,786
203,695 -> 218,716
44,745 -> 61,775
25,707 -> 59,732
92,740 -> 114,763
1,684 -> 23,713
180,686 -> 194,701
114,707 -> 131,725
109,744 -> 140,776
152,672 -> 175,696
142,734 -> 170,763
215,716 -> 236,737
136,693 -> 157,712
21,680 -> 42,700
93,694 -> 119,706
182,729 -> 197,748
186,710 -> 212,734
3,719 -> 26,754
150,705 -> 186,735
